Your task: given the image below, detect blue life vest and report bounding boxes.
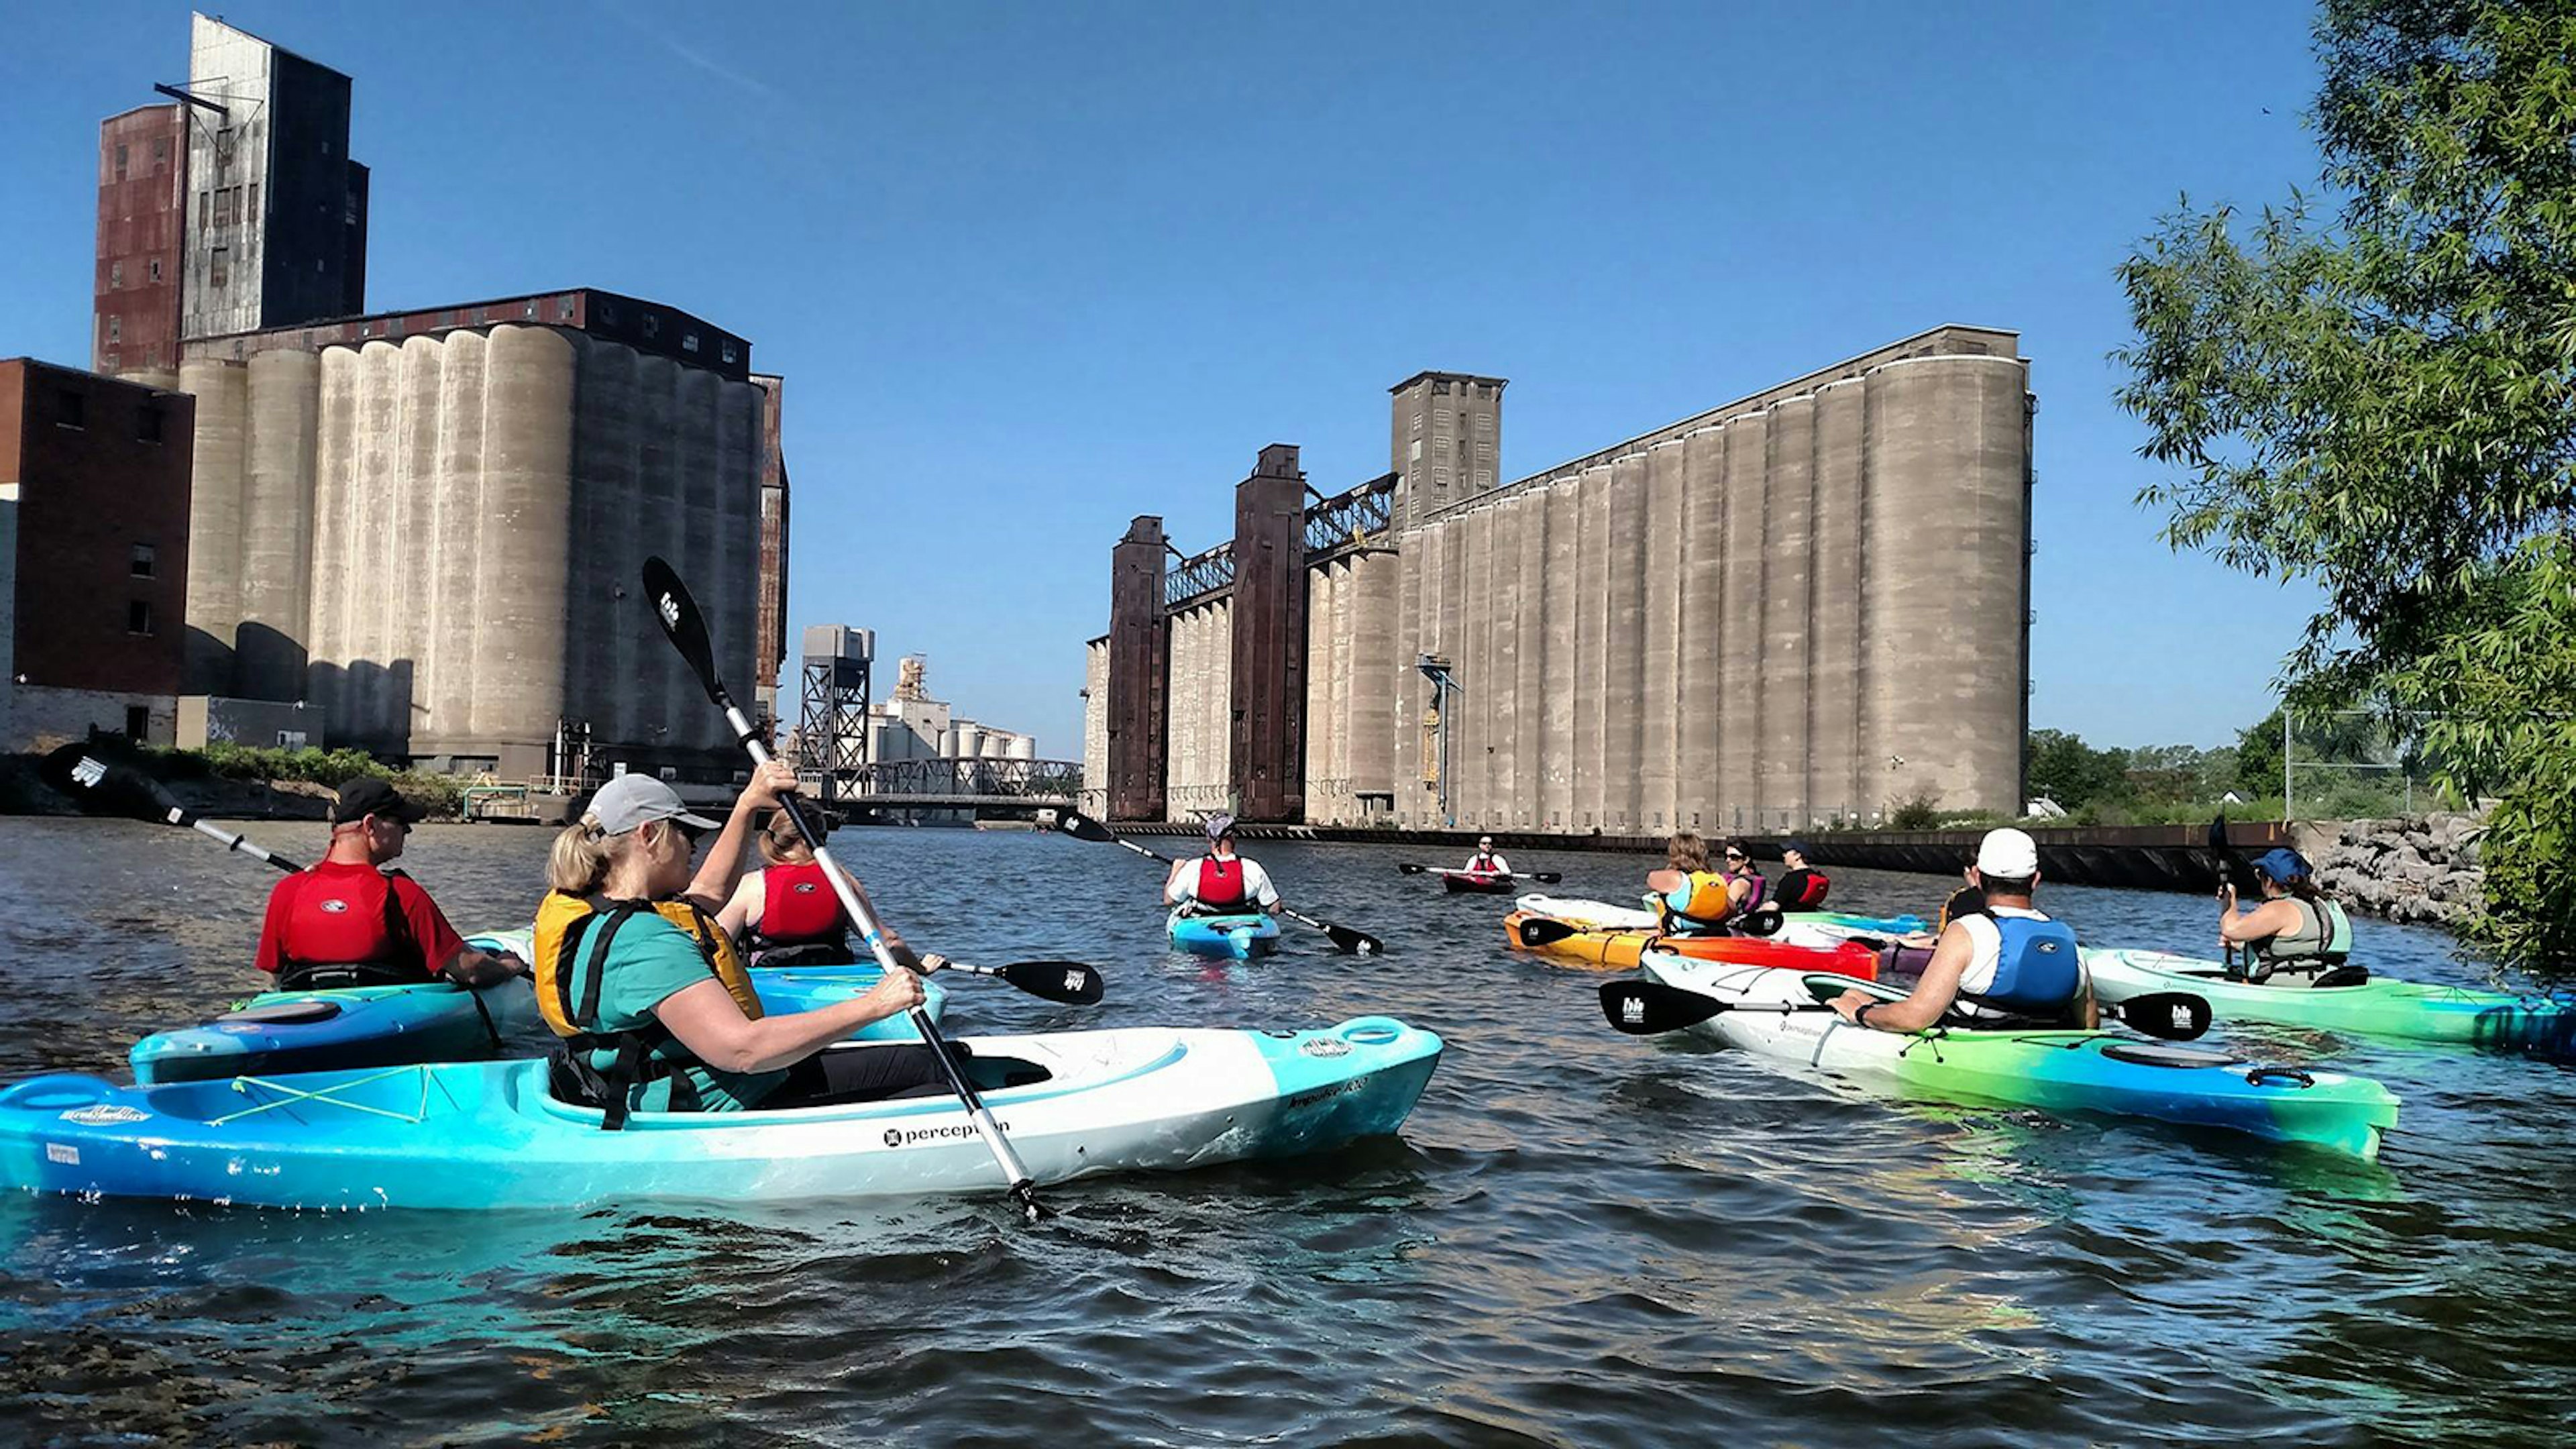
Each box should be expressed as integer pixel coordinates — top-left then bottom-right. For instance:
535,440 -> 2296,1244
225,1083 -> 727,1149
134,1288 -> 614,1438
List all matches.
1956,913 -> 2084,1025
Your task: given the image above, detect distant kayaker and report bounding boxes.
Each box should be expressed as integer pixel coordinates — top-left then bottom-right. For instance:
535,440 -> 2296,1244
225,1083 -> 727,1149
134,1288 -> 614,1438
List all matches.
1462,836 -> 1512,877
715,805 -> 939,972
2219,847 -> 2353,984
1648,832 -> 1762,936
254,777 -> 525,989
1166,814 -> 1281,916
1829,827 -> 2095,1030
1774,842 -> 1831,910
534,768 -> 945,1128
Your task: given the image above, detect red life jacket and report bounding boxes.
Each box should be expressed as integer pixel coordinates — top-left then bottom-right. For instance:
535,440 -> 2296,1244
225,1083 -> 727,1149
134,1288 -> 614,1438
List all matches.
1468,853 -> 1501,874
274,863 -> 426,987
757,861 -> 847,947
1196,855 -> 1247,908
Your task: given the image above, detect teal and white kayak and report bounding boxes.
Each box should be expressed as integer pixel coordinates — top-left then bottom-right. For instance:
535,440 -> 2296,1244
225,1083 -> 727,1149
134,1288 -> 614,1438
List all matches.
2084,947 -> 2576,1051
1788,909 -> 1929,937
1636,954 -> 2400,1160
1,1016 -> 1442,1212
129,930 -> 944,1085
1169,910 -> 1281,959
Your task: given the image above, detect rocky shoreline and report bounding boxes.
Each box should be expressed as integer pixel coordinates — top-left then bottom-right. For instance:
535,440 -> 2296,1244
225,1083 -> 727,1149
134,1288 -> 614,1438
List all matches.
2302,812 -> 2486,927
0,753 -> 335,820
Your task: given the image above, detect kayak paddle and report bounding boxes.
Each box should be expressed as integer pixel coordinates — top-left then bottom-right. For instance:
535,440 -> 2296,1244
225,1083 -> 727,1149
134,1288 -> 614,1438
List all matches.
1598,979 -> 2214,1042
942,959 -> 1105,1006
643,555 -> 1051,1224
1056,810 -> 1383,955
1397,863 -> 1562,884
40,738 -> 305,873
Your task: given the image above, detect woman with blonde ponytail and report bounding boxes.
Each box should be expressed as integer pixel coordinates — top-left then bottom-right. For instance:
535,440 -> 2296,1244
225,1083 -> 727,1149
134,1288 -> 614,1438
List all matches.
531,765 -> 945,1128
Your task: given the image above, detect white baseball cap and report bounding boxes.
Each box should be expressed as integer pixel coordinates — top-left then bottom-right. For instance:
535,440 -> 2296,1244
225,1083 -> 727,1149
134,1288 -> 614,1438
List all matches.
1974,826 -> 2040,878
586,774 -> 722,836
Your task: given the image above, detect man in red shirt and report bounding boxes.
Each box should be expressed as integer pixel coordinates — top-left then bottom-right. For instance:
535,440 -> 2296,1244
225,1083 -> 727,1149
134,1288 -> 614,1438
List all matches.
254,778 -> 524,989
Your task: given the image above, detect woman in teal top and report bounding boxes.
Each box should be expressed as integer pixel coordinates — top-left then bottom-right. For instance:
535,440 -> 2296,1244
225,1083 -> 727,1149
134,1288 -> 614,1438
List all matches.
538,767 -> 946,1122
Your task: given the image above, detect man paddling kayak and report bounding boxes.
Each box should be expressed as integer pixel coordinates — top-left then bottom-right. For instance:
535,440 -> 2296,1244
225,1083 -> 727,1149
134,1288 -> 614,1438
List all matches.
2218,847 -> 2355,984
1461,836 -> 1512,878
1774,842 -> 1830,910
1828,827 -> 2096,1031
1165,815 -> 1282,916
717,806 -> 943,972
254,778 -> 524,989
535,769 -> 941,1128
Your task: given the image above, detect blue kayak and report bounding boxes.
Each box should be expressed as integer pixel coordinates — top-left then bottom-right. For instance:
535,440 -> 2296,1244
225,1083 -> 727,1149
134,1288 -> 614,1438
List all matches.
1169,910 -> 1282,960
128,930 -> 945,1084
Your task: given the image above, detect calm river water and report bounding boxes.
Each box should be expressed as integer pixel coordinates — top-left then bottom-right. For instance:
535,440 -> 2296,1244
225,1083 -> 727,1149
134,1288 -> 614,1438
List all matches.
1,818 -> 2571,1446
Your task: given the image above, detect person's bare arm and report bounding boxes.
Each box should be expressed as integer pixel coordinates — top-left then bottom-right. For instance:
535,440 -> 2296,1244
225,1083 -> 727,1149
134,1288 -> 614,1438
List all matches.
1646,869 -> 1686,896
686,760 -> 800,911
714,870 -> 765,942
651,970 -> 926,1075
2218,894 -> 2302,945
1163,859 -> 1191,905
1831,922 -> 1972,1032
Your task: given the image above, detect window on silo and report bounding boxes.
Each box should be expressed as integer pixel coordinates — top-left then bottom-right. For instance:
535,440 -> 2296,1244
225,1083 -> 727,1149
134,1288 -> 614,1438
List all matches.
154,137 -> 169,168
247,181 -> 258,221
682,333 -> 700,354
210,248 -> 228,286
643,315 -> 661,339
131,543 -> 158,577
115,143 -> 129,179
722,341 -> 739,364
197,191 -> 209,229
213,189 -> 235,227
107,315 -> 121,343
128,600 -> 155,635
558,297 -> 576,321
150,258 -> 162,282
111,261 -> 124,290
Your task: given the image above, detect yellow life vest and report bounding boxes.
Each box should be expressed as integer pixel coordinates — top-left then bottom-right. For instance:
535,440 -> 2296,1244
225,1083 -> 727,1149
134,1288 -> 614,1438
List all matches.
531,890 -> 763,1040
1657,870 -> 1736,934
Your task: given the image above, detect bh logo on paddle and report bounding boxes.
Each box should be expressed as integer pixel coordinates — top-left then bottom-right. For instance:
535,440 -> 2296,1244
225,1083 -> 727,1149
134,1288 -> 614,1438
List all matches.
657,592 -> 681,631
1619,996 -> 1647,1026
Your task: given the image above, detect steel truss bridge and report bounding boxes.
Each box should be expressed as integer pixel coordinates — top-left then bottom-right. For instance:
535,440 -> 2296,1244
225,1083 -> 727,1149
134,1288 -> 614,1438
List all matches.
813,757 -> 1082,812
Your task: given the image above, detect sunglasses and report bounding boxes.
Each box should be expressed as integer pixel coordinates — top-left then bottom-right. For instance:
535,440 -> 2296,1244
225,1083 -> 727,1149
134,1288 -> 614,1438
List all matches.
1723,851 -> 1746,861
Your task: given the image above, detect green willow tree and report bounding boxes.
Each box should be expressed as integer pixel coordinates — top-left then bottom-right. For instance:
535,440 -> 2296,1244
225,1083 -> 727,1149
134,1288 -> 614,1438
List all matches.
2115,0 -> 2576,973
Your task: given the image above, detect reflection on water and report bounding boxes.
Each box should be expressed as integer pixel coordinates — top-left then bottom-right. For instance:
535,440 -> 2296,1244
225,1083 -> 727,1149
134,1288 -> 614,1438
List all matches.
2,818 -> 2573,1444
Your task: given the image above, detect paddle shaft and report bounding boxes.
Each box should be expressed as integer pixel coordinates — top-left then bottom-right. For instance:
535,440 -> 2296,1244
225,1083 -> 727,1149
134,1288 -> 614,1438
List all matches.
645,558 -> 1042,1220
177,810 -> 303,873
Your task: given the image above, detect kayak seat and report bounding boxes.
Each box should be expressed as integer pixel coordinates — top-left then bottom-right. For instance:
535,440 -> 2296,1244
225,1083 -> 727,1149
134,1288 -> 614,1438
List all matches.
964,1055 -> 1053,1091
2310,965 -> 2371,989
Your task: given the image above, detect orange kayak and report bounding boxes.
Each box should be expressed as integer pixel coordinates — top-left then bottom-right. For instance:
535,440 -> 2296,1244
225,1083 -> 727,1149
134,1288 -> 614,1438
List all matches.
1503,910 -> 1881,977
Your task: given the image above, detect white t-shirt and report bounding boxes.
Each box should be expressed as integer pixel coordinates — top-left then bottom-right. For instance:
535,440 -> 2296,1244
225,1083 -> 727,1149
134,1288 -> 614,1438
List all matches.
1168,856 -> 1279,910
1951,904 -> 2085,1018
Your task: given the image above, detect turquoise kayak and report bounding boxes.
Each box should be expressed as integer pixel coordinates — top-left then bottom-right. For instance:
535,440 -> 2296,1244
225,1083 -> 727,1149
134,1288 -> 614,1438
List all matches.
1169,910 -> 1281,959
3,1017 -> 1443,1211
1787,910 -> 1929,937
1639,955 -> 2400,1160
2084,947 -> 2576,1051
129,930 -> 945,1084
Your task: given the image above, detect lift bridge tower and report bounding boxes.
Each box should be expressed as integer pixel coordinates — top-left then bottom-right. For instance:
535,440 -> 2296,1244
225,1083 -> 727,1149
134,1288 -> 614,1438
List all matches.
798,625 -> 873,803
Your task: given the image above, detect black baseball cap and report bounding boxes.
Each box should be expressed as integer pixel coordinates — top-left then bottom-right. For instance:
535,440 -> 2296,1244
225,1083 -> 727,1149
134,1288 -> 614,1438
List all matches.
332,777 -> 429,826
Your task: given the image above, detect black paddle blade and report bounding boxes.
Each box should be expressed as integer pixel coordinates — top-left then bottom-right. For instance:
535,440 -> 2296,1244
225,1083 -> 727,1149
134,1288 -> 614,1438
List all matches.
1515,916 -> 1582,949
995,960 -> 1106,1006
1056,810 -> 1117,844
1738,904 -> 1785,938
1322,920 -> 1382,956
40,738 -> 180,822
2108,991 -> 2213,1042
1527,871 -> 1563,885
1599,979 -> 1727,1036
1396,863 -> 1428,875
641,556 -> 725,706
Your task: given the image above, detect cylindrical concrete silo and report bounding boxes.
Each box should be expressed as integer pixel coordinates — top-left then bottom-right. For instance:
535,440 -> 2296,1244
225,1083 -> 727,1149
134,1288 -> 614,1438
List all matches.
1084,639 -> 1109,808
1454,503 -> 1491,824
238,348 -> 319,704
1006,733 -> 1036,761
1862,355 -> 2031,818
1328,559 -> 1356,823
1678,424 -> 1726,831
1573,464 -> 1612,832
1717,413 -> 1769,833
1809,378 -> 1867,824
1540,478 -> 1579,830
1603,453 -> 1647,833
1511,490 -> 1547,830
303,347 -> 358,728
1487,498 -> 1522,828
1348,551 -> 1395,811
1642,439 -> 1686,834
180,357 -> 247,697
1760,394 -> 1816,829
342,339 -> 403,744
470,325 -> 576,756
426,331 -> 488,750
1391,529 -> 1423,823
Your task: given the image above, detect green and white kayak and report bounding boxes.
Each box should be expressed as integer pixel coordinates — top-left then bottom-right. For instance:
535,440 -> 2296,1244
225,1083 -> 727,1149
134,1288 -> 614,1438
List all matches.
1638,954 -> 2400,1160
2084,948 -> 2576,1051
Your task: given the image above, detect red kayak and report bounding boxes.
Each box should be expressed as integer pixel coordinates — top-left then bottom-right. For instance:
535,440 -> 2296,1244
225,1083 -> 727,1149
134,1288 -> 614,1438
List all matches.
1441,870 -> 1515,895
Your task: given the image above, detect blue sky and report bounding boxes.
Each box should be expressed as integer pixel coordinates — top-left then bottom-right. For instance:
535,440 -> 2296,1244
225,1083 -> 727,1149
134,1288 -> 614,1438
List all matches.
2,1 -> 2328,757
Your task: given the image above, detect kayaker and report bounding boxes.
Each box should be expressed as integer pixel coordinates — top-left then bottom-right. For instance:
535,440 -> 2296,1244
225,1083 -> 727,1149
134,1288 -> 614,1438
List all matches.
253,777 -> 525,990
1165,814 -> 1281,916
1647,832 -> 1758,936
1462,836 -> 1512,877
535,769 -> 945,1128
2219,847 -> 2354,985
715,805 -> 934,971
1829,827 -> 2096,1030
1774,843 -> 1831,910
